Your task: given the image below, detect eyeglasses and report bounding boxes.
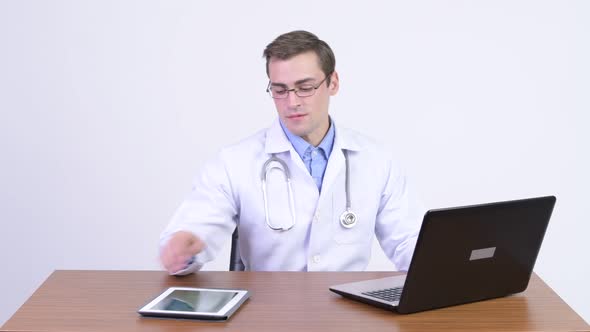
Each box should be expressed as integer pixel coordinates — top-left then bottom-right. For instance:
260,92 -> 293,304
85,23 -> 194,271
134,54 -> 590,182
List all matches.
266,75 -> 331,99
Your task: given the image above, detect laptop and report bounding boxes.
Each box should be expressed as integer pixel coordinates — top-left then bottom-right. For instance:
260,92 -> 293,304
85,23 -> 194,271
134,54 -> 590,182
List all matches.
329,195 -> 556,314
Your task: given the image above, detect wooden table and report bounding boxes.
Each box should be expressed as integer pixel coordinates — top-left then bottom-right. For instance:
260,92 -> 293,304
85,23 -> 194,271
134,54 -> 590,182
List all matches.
2,270 -> 588,332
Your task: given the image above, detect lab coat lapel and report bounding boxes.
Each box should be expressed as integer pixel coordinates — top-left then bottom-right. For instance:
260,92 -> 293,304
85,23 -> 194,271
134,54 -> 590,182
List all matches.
265,119 -> 364,195
321,125 -> 363,197
321,146 -> 344,198
264,119 -> 291,154
264,119 -> 311,180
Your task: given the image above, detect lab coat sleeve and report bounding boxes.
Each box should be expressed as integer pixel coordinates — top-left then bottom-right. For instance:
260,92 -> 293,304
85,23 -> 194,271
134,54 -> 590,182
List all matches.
374,158 -> 425,271
160,152 -> 238,275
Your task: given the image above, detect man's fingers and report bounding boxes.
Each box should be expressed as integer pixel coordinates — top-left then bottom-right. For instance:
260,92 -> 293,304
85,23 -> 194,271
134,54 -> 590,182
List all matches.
161,251 -> 188,273
160,247 -> 177,272
173,232 -> 205,257
168,261 -> 188,274
160,231 -> 205,273
187,236 -> 206,255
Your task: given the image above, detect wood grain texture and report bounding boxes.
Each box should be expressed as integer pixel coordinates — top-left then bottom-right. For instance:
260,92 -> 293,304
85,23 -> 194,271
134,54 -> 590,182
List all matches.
2,271 -> 588,332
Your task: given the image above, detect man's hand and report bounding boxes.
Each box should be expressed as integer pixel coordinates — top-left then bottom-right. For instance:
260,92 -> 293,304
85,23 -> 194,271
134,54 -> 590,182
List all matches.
160,231 -> 205,274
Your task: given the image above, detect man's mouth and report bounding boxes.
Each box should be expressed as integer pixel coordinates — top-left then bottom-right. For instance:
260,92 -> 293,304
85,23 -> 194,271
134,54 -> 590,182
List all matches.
287,113 -> 307,119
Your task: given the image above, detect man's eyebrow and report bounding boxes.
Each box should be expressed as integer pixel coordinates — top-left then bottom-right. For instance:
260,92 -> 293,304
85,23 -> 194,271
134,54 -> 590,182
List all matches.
270,77 -> 317,87
270,82 -> 288,88
294,77 -> 315,85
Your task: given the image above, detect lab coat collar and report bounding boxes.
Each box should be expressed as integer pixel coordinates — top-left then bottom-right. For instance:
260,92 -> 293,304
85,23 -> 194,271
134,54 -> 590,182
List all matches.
333,124 -> 362,152
264,117 -> 363,154
264,119 -> 292,154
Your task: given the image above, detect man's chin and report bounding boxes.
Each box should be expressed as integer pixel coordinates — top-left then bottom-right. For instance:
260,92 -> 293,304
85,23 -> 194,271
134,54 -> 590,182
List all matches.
286,125 -> 309,137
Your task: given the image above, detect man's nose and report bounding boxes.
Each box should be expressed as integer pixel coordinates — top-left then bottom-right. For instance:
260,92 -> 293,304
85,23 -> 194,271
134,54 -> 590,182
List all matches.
287,90 -> 301,108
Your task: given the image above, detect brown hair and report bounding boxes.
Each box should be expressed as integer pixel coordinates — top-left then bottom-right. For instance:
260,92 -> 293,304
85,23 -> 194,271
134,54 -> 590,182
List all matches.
263,30 -> 335,84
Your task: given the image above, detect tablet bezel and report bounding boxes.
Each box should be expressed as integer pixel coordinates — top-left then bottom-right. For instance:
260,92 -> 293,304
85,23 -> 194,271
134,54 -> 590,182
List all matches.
138,287 -> 250,320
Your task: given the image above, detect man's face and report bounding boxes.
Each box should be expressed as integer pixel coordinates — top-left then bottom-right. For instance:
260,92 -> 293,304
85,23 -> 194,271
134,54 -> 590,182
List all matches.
268,51 -> 339,146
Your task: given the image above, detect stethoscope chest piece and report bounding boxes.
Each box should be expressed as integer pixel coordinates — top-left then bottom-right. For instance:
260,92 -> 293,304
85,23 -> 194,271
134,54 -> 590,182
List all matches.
340,210 -> 358,228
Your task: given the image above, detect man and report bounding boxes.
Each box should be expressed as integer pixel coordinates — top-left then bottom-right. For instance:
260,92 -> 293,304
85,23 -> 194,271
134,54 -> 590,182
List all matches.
160,30 -> 424,274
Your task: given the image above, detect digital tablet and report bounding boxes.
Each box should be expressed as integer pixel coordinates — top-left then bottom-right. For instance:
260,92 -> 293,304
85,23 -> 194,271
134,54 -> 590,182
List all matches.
138,287 -> 250,321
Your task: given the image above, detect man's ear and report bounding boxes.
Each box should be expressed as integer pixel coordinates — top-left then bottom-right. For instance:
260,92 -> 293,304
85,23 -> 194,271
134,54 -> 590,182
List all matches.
329,71 -> 339,96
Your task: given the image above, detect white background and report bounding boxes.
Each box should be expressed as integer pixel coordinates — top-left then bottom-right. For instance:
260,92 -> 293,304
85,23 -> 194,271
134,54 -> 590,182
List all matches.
0,0 -> 588,325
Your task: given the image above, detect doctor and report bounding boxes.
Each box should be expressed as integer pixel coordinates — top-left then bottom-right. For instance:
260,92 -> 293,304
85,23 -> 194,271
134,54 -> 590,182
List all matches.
160,30 -> 424,274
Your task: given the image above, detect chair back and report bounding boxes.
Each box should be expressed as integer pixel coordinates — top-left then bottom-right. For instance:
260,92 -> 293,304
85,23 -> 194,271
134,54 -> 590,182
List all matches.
229,229 -> 245,271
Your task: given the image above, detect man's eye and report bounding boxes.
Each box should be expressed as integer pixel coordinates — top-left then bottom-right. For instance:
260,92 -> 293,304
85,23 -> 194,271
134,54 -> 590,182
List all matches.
298,86 -> 314,92
273,89 -> 287,95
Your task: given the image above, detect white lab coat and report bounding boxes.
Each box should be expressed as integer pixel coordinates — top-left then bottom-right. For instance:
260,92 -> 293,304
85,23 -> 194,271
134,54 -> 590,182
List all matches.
161,119 -> 424,273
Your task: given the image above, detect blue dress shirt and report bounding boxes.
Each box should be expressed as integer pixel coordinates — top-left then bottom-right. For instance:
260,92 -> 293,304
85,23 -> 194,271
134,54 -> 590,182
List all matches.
279,118 -> 335,192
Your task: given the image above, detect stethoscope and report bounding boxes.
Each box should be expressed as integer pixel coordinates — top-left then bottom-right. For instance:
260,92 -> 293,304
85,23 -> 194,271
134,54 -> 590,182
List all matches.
261,150 -> 357,231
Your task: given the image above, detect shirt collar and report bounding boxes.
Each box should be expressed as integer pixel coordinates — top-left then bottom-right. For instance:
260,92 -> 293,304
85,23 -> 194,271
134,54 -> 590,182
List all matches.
264,117 -> 362,154
279,117 -> 335,159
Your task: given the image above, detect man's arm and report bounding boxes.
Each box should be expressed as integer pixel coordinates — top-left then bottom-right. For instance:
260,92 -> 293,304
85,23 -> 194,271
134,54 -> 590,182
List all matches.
373,157 -> 425,271
160,153 -> 238,275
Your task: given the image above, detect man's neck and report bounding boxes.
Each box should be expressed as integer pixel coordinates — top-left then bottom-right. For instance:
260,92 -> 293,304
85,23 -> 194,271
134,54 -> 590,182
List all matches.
302,130 -> 327,147
302,118 -> 331,147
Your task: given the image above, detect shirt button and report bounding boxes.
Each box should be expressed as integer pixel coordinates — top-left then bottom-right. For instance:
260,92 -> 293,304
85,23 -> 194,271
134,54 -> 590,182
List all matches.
313,211 -> 320,222
312,255 -> 321,263
311,150 -> 318,157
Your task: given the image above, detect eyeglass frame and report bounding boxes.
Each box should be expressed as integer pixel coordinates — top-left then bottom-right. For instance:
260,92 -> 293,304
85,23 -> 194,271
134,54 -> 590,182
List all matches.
265,73 -> 332,99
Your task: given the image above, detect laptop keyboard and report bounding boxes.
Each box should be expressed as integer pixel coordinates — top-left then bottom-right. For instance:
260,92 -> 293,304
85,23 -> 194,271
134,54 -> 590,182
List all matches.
362,287 -> 403,302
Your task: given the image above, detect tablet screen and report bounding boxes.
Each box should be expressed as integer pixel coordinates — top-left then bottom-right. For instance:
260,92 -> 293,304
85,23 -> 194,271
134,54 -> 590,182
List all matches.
138,287 -> 250,320
151,289 -> 238,313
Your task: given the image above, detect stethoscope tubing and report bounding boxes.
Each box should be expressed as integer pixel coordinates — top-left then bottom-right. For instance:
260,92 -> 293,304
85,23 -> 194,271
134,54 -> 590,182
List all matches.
261,156 -> 296,231
261,152 -> 357,231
